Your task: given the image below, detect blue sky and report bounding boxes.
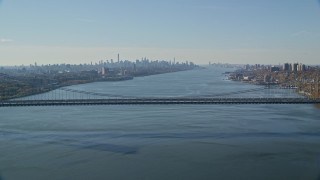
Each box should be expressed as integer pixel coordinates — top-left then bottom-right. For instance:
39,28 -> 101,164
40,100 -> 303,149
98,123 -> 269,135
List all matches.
0,0 -> 320,65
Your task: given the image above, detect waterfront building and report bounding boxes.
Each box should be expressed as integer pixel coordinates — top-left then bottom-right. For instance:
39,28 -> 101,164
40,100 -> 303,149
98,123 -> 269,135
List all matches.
243,76 -> 251,81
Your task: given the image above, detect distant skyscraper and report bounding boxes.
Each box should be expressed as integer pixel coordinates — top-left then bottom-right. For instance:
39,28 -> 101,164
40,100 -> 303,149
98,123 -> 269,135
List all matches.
292,63 -> 299,72
117,54 -> 120,63
298,63 -> 306,71
283,63 -> 290,71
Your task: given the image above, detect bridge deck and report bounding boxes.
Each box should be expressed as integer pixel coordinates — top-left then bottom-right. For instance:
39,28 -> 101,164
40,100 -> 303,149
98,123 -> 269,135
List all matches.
1,98 -> 320,107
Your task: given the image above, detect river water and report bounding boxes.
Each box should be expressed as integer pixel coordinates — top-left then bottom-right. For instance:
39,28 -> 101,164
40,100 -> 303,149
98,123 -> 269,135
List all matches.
0,67 -> 320,180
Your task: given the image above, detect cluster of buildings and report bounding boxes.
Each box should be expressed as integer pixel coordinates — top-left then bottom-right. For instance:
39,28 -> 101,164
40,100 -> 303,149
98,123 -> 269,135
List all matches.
99,57 -> 196,77
232,62 -> 315,84
0,56 -> 198,100
1,55 -> 196,77
243,62 -> 308,72
283,63 -> 306,72
229,62 -> 320,98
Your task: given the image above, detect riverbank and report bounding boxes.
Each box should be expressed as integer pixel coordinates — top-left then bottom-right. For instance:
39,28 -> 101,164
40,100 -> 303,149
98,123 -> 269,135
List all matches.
0,68 -> 199,100
227,67 -> 320,98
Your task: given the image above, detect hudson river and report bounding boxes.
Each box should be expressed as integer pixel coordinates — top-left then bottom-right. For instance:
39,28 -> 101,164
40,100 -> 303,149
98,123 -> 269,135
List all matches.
1,67 -> 320,180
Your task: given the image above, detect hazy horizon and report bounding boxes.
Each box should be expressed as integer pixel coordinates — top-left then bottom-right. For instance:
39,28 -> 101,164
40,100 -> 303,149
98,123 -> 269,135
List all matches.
1,0 -> 320,65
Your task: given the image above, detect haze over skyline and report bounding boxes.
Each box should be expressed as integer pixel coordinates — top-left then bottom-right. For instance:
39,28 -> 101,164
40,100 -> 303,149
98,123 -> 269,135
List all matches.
0,0 -> 320,66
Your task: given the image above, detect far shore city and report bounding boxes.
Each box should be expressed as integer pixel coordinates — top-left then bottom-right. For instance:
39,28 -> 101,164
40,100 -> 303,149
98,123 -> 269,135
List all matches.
1,55 -> 320,100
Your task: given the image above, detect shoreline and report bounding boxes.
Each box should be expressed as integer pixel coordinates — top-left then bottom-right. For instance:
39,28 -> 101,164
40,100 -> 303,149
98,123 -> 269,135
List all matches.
1,68 -> 198,100
226,69 -> 319,99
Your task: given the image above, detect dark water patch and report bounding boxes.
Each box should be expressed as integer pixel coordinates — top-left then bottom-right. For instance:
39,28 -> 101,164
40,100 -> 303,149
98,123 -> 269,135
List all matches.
45,140 -> 138,154
2,129 -> 320,155
231,152 -> 293,161
196,141 -> 240,147
114,132 -> 320,139
0,130 -> 138,154
62,159 -> 91,167
3,130 -> 320,142
82,143 -> 137,154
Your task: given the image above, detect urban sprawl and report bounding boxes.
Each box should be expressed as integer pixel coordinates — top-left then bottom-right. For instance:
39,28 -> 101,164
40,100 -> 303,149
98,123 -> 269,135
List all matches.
1,58 -> 319,100
226,62 -> 320,98
0,56 -> 197,100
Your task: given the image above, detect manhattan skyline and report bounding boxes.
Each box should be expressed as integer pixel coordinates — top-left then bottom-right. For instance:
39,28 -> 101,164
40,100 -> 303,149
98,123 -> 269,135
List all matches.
0,0 -> 320,65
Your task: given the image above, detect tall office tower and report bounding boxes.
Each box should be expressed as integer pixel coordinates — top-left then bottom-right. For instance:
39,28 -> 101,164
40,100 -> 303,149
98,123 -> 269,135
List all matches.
292,63 -> 299,72
283,63 -> 290,71
298,63 -> 306,72
117,54 -> 120,63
